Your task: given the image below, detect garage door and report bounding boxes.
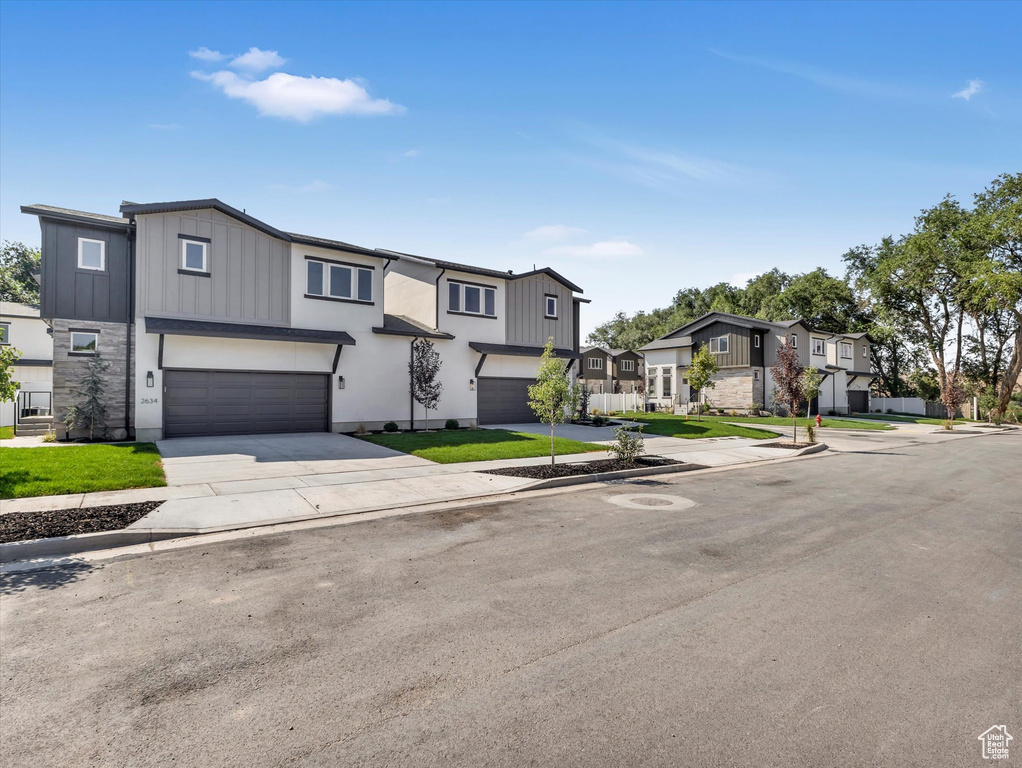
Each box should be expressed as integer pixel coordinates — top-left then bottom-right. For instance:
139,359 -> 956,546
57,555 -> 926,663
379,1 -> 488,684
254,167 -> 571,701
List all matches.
847,390 -> 869,414
163,370 -> 329,438
477,377 -> 538,424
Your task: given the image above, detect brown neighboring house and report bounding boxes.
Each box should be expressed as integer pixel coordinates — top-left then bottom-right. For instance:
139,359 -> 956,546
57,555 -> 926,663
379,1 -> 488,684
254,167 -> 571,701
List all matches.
578,346 -> 644,394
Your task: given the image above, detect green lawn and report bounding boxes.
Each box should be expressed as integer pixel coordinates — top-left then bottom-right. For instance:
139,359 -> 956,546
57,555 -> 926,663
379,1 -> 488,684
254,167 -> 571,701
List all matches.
0,426 -> 13,440
623,412 -> 781,439
845,412 -> 977,426
359,429 -> 606,464
622,411 -> 893,432
0,442 -> 166,499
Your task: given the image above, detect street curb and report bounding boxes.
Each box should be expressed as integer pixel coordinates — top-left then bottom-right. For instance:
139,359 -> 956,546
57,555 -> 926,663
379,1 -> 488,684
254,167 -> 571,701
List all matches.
516,460 -> 708,491
759,442 -> 829,457
0,529 -> 195,564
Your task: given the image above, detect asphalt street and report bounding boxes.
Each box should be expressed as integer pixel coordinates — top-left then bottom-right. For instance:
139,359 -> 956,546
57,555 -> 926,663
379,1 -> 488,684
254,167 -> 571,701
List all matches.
1,430 -> 1020,767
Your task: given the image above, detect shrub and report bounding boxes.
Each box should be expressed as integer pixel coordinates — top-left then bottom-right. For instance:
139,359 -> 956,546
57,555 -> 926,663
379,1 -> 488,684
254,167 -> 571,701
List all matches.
354,424 -> 368,436
445,419 -> 460,430
886,408 -> 895,414
383,421 -> 399,433
592,408 -> 603,416
42,429 -> 56,443
592,414 -> 608,426
805,421 -> 817,445
609,425 -> 645,465
941,418 -> 954,431
827,409 -> 837,416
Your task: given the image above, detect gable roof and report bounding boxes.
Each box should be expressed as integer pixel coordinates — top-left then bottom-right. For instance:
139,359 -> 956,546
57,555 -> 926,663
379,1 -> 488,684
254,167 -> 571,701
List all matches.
120,198 -> 289,240
20,204 -> 130,232
639,335 -> 692,351
512,267 -> 583,294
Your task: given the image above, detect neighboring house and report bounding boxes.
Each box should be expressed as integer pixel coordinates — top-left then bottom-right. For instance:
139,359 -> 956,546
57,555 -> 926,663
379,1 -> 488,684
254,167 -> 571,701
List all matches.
639,311 -> 876,414
22,199 -> 585,439
0,302 -> 54,433
577,347 -> 644,394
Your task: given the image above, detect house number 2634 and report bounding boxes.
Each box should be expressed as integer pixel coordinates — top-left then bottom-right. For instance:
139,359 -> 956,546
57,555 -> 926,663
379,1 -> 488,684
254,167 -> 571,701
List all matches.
141,397 -> 159,405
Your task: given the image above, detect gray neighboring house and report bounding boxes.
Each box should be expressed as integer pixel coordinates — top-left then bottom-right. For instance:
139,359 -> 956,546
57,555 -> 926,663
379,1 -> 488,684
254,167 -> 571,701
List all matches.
577,347 -> 644,394
640,311 -> 876,414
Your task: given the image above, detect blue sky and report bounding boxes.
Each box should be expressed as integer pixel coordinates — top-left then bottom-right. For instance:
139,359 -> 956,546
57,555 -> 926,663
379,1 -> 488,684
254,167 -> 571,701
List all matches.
2,1 -> 1019,339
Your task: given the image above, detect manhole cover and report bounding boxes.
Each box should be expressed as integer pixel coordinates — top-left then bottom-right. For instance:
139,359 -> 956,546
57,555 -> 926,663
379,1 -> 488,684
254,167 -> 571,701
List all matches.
606,494 -> 696,511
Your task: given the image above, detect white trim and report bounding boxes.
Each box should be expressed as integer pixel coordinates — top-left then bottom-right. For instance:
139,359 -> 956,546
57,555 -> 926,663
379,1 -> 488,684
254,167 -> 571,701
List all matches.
77,237 -> 106,271
70,331 -> 99,354
862,345 -> 868,359
306,258 -> 373,302
790,334 -> 797,349
812,337 -> 825,356
0,321 -> 9,345
840,342 -> 852,359
709,335 -> 729,354
754,334 -> 760,348
180,238 -> 208,273
620,358 -> 635,372
588,356 -> 604,371
545,295 -> 558,319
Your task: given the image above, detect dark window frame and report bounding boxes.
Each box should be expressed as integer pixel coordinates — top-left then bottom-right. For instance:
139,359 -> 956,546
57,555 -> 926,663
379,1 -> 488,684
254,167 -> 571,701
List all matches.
448,279 -> 497,318
0,321 -> 9,345
544,293 -> 558,319
305,256 -> 374,304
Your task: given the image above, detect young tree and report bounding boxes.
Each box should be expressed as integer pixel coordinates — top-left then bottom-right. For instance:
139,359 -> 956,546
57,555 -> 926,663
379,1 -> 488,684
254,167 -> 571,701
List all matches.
940,368 -> 966,429
1,345 -> 21,404
687,344 -> 718,421
63,352 -> 110,441
771,339 -> 806,443
528,339 -> 579,465
804,366 -> 823,417
577,383 -> 591,422
0,241 -> 41,304
409,338 -> 443,431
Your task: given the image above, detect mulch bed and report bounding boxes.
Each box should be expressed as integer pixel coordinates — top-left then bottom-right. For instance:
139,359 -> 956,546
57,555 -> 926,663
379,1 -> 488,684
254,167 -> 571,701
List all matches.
758,441 -> 815,450
482,456 -> 682,480
0,501 -> 163,544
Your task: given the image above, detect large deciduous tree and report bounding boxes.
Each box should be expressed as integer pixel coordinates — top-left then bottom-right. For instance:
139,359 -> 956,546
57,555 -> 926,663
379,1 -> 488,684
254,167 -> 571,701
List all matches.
0,241 -> 41,304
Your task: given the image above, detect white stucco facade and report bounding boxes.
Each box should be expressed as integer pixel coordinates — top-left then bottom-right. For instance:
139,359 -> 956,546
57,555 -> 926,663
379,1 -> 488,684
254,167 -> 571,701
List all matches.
1,303 -> 54,427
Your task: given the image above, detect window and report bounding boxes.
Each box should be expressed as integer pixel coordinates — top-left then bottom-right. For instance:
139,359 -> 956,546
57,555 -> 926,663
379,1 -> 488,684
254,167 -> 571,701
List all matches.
754,334 -> 760,348
448,281 -> 496,317
754,370 -> 760,380
70,331 -> 98,355
588,356 -> 604,371
306,258 -> 373,302
662,368 -> 672,398
545,295 -> 558,319
180,238 -> 208,273
708,335 -> 729,354
647,369 -> 656,395
790,335 -> 798,349
0,322 -> 8,345
840,342 -> 852,358
863,345 -> 868,359
812,337 -> 825,355
77,238 -> 105,271
620,359 -> 635,372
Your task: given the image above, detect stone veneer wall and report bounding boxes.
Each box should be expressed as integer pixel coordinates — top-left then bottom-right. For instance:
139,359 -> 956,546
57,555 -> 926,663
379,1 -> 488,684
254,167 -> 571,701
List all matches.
52,318 -> 134,440
705,367 -> 761,410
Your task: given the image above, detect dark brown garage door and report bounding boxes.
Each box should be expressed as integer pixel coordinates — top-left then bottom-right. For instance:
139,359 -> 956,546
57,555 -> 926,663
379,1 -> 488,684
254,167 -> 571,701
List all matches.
477,377 -> 538,424
163,370 -> 329,438
847,390 -> 869,414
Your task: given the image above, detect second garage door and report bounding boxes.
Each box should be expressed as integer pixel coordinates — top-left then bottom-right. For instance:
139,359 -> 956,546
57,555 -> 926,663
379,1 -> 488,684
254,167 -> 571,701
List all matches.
164,370 -> 329,438
477,377 -> 538,424
847,389 -> 869,414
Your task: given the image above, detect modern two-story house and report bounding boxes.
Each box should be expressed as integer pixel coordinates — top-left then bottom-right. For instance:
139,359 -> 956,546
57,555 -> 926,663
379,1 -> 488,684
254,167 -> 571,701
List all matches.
22,198 -> 584,440
577,347 -> 644,394
0,302 -> 55,433
640,311 -> 875,414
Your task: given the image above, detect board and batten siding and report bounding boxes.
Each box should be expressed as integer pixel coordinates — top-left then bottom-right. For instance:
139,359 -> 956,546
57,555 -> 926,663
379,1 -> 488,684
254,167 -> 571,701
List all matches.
39,219 -> 131,323
690,321 -> 751,368
505,275 -> 573,349
136,209 -> 290,326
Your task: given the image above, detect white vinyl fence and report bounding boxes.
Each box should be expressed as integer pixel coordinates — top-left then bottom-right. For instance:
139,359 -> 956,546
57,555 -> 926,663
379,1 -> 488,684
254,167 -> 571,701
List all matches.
870,397 -> 926,415
588,392 -> 643,414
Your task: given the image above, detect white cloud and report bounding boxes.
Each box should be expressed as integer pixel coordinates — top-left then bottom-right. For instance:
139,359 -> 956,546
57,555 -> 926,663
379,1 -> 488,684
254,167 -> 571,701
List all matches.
545,240 -> 644,259
229,47 -> 286,73
192,70 -> 404,122
189,47 -> 225,62
952,79 -> 984,100
524,225 -> 584,242
267,180 -> 336,193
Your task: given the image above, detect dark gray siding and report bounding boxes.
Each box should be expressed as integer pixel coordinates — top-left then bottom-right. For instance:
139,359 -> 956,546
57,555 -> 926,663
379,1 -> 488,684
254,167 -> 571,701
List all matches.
505,274 -> 573,349
613,351 -> 642,381
690,321 -> 751,368
750,332 -> 764,367
579,349 -> 611,379
39,219 -> 131,323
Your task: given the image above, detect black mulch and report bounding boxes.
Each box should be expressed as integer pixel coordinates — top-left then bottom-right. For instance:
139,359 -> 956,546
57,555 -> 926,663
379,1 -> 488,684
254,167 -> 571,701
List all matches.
758,441 -> 815,450
0,501 -> 163,544
482,456 -> 682,480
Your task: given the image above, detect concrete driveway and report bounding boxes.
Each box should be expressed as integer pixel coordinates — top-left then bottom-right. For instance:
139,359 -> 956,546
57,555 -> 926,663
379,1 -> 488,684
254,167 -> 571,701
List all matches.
157,432 -> 433,489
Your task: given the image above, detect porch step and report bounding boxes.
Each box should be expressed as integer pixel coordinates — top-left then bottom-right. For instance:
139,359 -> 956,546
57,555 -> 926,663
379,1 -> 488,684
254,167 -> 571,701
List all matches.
15,416 -> 56,437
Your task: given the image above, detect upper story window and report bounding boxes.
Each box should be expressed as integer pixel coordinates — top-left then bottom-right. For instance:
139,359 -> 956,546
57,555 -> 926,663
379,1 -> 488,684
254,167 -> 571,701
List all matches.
754,334 -> 760,348
812,337 -> 825,355
0,322 -> 9,345
545,294 -> 558,319
790,334 -> 798,349
449,280 -> 496,317
70,330 -> 98,355
840,342 -> 852,358
708,335 -> 729,354
77,238 -> 105,271
863,345 -> 868,359
306,258 -> 373,303
180,237 -> 209,274
662,367 -> 672,397
588,356 -> 604,371
620,359 -> 635,372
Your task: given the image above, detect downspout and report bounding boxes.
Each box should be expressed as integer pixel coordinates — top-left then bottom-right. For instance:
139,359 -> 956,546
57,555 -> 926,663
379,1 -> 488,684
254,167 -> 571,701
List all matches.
434,268 -> 446,330
124,223 -> 134,438
409,336 -> 419,431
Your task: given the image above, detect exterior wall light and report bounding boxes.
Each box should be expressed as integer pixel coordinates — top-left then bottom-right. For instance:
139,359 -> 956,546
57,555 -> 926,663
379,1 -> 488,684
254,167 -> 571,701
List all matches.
469,378 -> 476,391
338,375 -> 345,389
146,371 -> 154,388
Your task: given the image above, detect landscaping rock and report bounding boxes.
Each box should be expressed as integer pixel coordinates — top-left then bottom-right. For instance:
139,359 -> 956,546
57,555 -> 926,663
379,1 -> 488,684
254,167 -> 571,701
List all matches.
0,501 -> 163,543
